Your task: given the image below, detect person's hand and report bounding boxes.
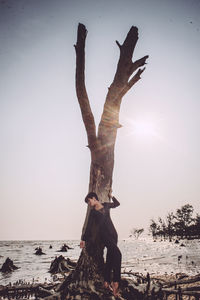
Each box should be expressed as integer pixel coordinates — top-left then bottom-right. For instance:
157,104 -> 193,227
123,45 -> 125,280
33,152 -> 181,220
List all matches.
80,240 -> 85,249
108,188 -> 113,199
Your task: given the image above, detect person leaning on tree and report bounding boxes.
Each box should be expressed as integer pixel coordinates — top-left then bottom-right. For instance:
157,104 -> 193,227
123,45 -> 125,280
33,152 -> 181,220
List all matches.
80,191 -> 121,297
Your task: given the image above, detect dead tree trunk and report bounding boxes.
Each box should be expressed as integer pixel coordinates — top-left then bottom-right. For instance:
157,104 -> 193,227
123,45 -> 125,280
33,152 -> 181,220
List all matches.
61,23 -> 148,299
75,23 -> 148,201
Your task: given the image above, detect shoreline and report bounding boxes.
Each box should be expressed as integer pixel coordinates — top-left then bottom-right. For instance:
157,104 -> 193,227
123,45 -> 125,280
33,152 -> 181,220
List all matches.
1,238 -> 200,286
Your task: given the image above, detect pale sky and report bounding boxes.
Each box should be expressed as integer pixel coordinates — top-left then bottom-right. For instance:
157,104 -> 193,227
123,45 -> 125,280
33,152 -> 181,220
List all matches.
0,0 -> 200,240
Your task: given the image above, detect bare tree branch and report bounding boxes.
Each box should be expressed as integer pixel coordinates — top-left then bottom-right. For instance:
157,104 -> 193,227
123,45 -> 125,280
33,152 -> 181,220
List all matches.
119,67 -> 146,98
98,26 -> 148,139
129,55 -> 149,77
75,23 -> 97,148
113,26 -> 139,86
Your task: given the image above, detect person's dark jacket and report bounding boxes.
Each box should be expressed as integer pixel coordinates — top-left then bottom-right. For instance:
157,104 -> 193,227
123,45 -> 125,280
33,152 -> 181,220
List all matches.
81,197 -> 120,244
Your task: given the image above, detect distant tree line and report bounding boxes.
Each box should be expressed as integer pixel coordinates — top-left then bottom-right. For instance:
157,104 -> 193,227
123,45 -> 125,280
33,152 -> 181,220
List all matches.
149,204 -> 200,241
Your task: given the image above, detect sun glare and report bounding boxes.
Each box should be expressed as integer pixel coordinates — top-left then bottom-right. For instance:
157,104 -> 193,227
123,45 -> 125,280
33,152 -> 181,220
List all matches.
134,121 -> 157,136
130,119 -> 159,138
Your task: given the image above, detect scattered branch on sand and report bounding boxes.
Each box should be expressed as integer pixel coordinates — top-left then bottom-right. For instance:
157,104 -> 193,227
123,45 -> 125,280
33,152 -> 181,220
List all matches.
162,274 -> 200,287
0,283 -> 60,299
1,272 -> 200,300
121,270 -> 149,283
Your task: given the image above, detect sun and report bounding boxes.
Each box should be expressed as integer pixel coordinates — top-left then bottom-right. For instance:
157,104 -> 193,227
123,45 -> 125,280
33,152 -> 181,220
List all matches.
128,118 -> 159,139
133,120 -> 157,137
124,114 -> 162,141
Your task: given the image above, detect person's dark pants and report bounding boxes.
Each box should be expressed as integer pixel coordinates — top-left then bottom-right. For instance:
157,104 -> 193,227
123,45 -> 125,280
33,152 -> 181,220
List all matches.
104,240 -> 122,283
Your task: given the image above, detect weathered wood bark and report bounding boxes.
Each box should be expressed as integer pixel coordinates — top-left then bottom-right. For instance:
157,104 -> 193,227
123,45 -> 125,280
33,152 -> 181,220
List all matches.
0,257 -> 19,273
49,255 -> 76,274
75,23 -> 148,202
1,273 -> 200,300
60,23 -> 148,298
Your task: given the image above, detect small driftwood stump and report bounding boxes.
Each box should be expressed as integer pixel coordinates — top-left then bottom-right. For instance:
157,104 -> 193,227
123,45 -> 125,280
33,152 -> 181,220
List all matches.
0,257 -> 19,273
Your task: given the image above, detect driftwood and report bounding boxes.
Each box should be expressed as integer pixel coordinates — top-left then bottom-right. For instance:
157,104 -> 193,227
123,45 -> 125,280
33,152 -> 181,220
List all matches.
121,270 -> 150,283
162,274 -> 200,287
57,244 -> 73,252
1,273 -> 200,299
0,282 -> 59,299
162,288 -> 200,300
49,255 -> 76,274
34,247 -> 46,255
46,272 -> 200,300
0,257 -> 19,273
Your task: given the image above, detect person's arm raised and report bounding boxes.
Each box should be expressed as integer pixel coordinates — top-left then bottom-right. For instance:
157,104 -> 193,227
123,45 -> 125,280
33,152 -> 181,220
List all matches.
107,189 -> 120,208
111,196 -> 120,208
109,196 -> 120,208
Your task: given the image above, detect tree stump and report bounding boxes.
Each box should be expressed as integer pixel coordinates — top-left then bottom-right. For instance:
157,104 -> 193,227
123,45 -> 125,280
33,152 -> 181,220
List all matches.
0,257 -> 19,273
49,256 -> 76,274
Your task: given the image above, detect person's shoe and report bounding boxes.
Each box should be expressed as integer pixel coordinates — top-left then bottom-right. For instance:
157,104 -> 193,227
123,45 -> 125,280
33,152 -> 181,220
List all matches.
111,281 -> 119,297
